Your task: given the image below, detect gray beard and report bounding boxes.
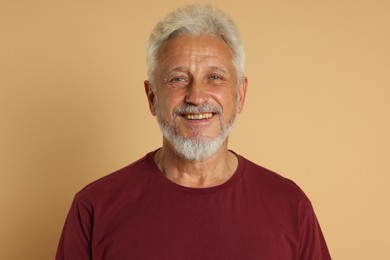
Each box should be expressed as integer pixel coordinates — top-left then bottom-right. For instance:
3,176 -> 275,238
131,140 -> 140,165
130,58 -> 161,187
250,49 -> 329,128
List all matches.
158,117 -> 235,161
156,106 -> 236,161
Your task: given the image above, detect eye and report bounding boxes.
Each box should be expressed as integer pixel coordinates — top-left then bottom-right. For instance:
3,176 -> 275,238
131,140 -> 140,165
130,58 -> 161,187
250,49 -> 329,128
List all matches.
209,74 -> 226,82
168,75 -> 188,83
173,77 -> 185,82
210,75 -> 221,80
167,75 -> 190,87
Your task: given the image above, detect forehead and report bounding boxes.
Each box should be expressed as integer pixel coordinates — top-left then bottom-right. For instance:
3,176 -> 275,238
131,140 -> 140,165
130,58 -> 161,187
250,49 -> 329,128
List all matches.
156,34 -> 234,68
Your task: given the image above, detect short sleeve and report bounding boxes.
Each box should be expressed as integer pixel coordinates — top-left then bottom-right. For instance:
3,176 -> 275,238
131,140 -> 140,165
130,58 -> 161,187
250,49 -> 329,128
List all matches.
55,194 -> 93,260
297,198 -> 332,260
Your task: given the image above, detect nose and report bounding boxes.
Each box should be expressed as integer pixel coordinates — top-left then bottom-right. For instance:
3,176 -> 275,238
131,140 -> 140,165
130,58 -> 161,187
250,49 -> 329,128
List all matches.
185,80 -> 209,106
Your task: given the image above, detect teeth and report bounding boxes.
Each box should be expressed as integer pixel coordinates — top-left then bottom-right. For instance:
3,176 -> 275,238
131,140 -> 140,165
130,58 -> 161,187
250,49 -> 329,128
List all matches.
184,113 -> 213,120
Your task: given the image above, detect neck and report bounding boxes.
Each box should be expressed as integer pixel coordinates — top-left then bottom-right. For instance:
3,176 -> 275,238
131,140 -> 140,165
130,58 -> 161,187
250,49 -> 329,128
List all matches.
154,140 -> 238,188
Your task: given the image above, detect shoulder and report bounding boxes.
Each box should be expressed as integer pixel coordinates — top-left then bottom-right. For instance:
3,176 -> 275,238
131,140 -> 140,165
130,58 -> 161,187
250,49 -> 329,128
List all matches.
237,155 -> 318,223
239,155 -> 309,202
75,152 -> 155,203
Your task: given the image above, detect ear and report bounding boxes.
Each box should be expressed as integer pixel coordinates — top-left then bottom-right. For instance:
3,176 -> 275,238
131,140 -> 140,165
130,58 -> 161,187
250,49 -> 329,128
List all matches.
144,80 -> 157,116
236,77 -> 248,113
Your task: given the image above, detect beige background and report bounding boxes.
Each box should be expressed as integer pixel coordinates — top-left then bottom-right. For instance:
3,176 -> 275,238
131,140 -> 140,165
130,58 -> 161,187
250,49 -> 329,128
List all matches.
1,0 -> 389,259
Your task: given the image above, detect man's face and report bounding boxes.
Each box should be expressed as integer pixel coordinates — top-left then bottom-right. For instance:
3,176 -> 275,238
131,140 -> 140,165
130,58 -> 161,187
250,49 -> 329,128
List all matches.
145,34 -> 247,160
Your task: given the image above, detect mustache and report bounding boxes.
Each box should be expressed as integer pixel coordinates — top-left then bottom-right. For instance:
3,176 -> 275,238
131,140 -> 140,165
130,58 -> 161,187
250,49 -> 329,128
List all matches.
173,104 -> 221,117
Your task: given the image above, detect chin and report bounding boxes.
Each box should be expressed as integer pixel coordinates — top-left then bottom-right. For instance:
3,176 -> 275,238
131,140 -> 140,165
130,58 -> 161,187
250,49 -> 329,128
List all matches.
156,109 -> 237,161
162,126 -> 233,161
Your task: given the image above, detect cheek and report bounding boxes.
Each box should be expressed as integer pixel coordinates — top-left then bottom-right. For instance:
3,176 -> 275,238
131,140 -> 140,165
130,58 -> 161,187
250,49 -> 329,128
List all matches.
156,92 -> 181,116
216,90 -> 238,110
167,89 -> 187,103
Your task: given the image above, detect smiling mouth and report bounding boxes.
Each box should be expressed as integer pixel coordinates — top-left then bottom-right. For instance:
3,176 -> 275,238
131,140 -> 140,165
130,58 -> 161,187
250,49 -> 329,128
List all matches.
182,113 -> 214,120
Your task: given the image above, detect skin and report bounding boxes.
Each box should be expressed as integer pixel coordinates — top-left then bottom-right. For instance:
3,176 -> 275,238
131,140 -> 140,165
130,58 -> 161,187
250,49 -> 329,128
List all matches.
144,34 -> 248,188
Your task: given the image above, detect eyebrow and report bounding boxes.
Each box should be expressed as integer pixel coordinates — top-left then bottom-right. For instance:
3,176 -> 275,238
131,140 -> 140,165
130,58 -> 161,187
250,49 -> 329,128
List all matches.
207,66 -> 228,75
163,65 -> 229,77
161,66 -> 188,77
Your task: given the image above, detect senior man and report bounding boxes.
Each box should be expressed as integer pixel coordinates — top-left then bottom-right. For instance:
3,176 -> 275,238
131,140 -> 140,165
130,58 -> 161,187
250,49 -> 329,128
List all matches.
56,4 -> 331,259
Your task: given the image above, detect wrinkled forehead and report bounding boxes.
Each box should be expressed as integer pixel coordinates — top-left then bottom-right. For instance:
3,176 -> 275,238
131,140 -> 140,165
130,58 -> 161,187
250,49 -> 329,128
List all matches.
156,34 -> 234,69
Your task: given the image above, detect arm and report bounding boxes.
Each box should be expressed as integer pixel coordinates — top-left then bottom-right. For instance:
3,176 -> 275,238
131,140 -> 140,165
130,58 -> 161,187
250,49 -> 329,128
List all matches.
55,195 -> 93,260
297,198 -> 332,260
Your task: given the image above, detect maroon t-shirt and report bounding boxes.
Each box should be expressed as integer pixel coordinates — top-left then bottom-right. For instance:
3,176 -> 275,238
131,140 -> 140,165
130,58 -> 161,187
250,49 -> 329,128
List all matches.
56,151 -> 331,259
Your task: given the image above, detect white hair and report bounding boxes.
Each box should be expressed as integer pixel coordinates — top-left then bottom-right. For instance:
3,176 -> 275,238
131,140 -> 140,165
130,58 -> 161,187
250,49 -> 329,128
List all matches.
146,4 -> 245,88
